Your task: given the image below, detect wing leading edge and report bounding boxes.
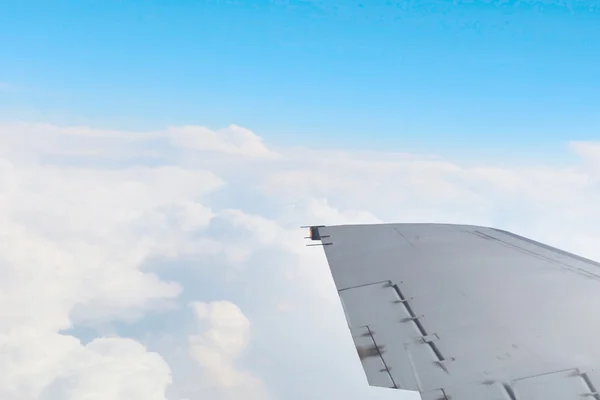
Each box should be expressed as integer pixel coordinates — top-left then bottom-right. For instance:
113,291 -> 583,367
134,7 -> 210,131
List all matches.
310,223 -> 600,400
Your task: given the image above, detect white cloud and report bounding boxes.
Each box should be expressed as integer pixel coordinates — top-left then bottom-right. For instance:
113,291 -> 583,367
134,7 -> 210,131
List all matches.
39,338 -> 172,400
168,125 -> 280,159
0,122 -> 279,161
1,122 -> 600,400
0,124 -> 228,399
188,301 -> 270,400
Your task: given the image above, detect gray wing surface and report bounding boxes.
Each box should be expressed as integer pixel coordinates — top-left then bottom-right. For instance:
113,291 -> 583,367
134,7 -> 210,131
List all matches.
311,223 -> 600,400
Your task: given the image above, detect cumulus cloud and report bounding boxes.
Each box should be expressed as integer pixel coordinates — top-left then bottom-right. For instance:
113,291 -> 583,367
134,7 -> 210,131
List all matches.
0,122 -> 279,162
1,122 -> 600,400
168,125 -> 280,159
0,124 -> 228,399
38,338 -> 172,400
188,301 -> 270,400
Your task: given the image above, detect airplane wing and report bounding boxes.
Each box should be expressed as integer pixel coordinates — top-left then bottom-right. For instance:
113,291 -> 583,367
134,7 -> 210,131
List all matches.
309,223 -> 600,400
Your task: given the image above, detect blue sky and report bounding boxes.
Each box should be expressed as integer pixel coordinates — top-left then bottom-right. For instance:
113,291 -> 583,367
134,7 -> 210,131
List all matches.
2,0 -> 600,156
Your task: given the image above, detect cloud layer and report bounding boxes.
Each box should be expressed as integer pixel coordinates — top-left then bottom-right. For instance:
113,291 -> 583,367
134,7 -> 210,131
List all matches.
1,122 -> 599,400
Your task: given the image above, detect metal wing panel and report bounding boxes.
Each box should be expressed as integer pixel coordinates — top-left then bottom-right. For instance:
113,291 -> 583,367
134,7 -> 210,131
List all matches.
315,223 -> 600,399
348,325 -> 397,389
339,281 -> 425,390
